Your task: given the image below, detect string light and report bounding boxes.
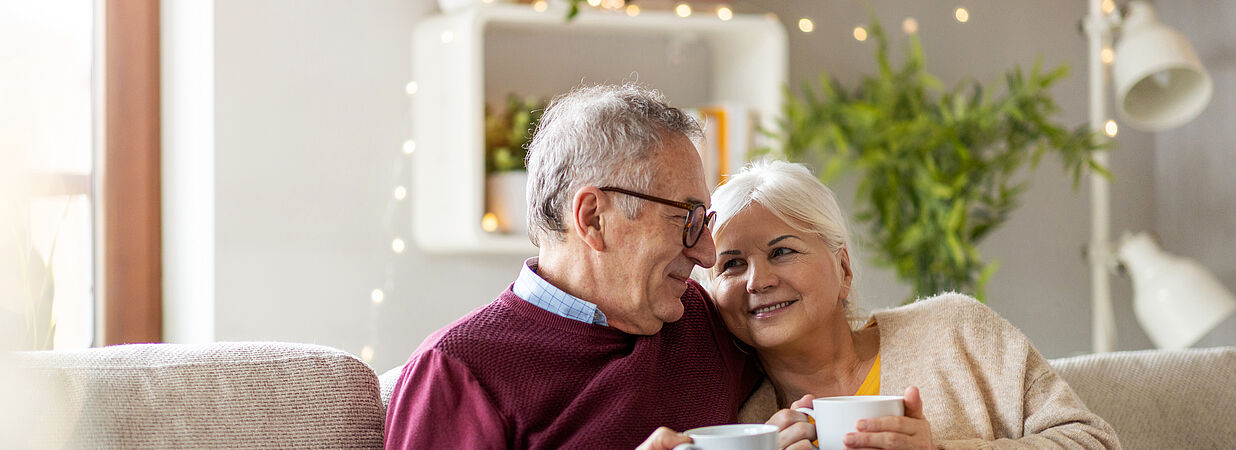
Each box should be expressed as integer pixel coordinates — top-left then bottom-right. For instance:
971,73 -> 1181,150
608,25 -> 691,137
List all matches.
1104,119 -> 1118,138
1101,0 -> 1116,15
902,17 -> 919,34
481,213 -> 500,232
717,5 -> 733,21
440,31 -> 455,44
391,237 -> 406,254
626,4 -> 639,16
954,7 -> 969,23
600,0 -> 622,9
587,0 -> 601,6
853,26 -> 868,41
481,0 -> 494,3
798,18 -> 815,33
402,140 -> 416,154
532,0 -> 548,12
371,289 -> 385,305
393,185 -> 407,200
675,3 -> 691,18
1100,46 -> 1115,65
361,345 -> 375,363
405,81 -> 419,95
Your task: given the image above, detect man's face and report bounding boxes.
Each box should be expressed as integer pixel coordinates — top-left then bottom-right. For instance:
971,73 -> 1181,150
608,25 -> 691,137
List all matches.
599,134 -> 717,335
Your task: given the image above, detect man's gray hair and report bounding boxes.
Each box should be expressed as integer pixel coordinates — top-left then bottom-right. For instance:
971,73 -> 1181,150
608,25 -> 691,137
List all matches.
525,83 -> 702,247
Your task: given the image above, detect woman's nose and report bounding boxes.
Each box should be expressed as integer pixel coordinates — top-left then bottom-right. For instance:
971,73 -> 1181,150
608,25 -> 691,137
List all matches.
746,260 -> 777,293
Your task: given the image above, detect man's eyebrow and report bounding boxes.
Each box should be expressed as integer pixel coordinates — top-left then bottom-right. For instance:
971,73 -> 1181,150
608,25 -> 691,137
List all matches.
768,235 -> 800,246
719,249 -> 741,256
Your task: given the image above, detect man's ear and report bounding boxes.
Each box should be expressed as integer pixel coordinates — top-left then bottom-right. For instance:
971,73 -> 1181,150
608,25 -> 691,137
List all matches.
837,246 -> 854,300
572,186 -> 607,251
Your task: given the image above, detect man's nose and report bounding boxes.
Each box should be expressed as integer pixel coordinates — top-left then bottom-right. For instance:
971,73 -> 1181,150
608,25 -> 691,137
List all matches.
686,229 -> 717,269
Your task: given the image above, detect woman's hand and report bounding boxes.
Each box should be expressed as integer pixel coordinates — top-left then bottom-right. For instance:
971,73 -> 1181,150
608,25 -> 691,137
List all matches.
766,394 -> 818,450
842,386 -> 933,449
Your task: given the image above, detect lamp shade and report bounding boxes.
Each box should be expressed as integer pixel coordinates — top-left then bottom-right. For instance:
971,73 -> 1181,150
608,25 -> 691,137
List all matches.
1113,1 -> 1213,132
1115,232 -> 1236,349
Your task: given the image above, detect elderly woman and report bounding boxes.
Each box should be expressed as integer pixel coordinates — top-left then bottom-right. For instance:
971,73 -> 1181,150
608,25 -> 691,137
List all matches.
704,160 -> 1119,449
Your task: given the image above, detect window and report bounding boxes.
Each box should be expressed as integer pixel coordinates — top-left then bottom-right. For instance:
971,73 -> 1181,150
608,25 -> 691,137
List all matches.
2,0 -> 163,350
1,1 -> 99,350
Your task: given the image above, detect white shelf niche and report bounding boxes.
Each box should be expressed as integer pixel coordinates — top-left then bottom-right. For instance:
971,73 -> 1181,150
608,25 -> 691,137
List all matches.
410,3 -> 787,254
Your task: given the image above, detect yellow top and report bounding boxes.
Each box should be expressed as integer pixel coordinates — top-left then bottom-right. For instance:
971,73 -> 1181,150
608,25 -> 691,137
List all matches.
854,353 -> 881,395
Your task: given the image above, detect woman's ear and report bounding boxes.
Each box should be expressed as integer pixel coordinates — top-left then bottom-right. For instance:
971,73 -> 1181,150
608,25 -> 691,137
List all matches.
837,246 -> 854,300
572,186 -> 607,251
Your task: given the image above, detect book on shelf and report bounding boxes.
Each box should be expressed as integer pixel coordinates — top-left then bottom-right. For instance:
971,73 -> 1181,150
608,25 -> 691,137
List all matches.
686,103 -> 758,189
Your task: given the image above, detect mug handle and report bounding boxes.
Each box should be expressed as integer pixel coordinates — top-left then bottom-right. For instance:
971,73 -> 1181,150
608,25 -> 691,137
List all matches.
795,407 -> 816,420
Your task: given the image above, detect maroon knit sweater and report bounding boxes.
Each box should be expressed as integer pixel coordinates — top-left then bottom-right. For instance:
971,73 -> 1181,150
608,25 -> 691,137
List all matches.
384,280 -> 761,449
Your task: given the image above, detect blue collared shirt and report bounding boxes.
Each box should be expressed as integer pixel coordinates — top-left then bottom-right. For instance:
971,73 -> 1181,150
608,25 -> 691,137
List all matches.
513,258 -> 608,326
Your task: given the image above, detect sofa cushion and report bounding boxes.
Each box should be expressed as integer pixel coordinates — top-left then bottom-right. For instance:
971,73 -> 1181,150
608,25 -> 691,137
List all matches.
1049,346 -> 1236,449
3,342 -> 384,449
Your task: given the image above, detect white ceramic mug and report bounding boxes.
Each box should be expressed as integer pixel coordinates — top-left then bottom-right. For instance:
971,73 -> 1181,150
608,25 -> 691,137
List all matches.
796,395 -> 905,450
671,423 -> 778,450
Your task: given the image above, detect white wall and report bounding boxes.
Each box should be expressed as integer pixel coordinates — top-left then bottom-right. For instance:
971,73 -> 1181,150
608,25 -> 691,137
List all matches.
167,0 -> 1232,371
209,0 -> 527,371
1156,1 -> 1236,347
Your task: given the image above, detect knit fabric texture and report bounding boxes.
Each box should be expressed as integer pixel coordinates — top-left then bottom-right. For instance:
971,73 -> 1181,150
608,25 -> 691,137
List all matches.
739,293 -> 1121,449
5,342 -> 384,449
384,280 -> 761,449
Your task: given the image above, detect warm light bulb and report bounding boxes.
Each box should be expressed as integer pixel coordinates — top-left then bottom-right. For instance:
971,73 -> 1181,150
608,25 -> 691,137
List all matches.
402,140 -> 416,154
853,26 -> 868,41
393,186 -> 407,200
626,4 -> 639,16
371,289 -> 385,305
954,7 -> 969,23
675,3 -> 691,17
481,0 -> 494,3
1101,0 -> 1116,15
587,0 -> 601,6
391,238 -> 406,254
1100,46 -> 1115,65
601,0 -> 622,9
798,18 -> 815,33
532,0 -> 548,12
440,31 -> 455,44
360,346 -> 375,363
716,5 -> 733,21
902,17 -> 918,34
481,213 -> 500,232
405,81 -> 419,95
1104,119 -> 1118,137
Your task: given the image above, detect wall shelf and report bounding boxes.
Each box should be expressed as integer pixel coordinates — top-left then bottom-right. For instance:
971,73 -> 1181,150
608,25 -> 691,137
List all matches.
410,3 -> 787,254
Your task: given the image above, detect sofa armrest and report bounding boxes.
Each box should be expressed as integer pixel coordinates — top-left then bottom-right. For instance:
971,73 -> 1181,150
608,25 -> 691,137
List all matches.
1049,347 -> 1236,449
3,342 -> 384,448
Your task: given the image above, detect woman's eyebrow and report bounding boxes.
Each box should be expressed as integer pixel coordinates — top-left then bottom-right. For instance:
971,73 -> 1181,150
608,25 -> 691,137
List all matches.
768,234 -> 799,246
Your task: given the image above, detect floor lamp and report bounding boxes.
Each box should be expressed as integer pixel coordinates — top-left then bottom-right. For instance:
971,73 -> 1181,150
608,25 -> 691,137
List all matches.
1085,0 -> 1231,353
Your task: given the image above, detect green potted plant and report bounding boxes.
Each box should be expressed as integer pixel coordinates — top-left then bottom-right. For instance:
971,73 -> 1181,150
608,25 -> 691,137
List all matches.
765,18 -> 1106,302
483,94 -> 546,233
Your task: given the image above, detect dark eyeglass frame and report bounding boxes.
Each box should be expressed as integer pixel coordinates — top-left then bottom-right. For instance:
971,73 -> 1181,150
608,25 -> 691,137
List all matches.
599,186 -> 716,248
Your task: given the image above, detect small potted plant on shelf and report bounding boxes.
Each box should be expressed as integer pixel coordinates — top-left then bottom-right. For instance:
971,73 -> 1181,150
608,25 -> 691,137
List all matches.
484,94 -> 546,234
764,17 -> 1106,303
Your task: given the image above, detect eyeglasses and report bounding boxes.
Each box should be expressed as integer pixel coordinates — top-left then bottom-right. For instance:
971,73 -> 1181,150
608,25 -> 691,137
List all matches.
600,187 -> 716,248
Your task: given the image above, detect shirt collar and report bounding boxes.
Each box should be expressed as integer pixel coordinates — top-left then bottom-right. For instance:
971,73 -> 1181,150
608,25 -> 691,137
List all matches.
513,258 -> 608,326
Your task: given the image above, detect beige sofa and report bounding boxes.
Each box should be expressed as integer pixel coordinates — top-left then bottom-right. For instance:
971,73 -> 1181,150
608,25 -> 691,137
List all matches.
3,342 -> 1232,449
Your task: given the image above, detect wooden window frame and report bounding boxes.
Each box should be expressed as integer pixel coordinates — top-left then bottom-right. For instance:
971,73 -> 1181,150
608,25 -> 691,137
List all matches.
102,0 -> 162,345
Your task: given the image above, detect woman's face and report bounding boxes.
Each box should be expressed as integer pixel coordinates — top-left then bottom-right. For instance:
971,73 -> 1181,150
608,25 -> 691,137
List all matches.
711,203 -> 852,351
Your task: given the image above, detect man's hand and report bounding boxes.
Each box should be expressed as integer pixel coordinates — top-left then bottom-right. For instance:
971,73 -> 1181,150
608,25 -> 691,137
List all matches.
766,394 -> 817,450
842,386 -> 933,449
635,426 -> 692,450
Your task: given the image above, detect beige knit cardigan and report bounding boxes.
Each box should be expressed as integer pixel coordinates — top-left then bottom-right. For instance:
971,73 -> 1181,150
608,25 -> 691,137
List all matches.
738,293 -> 1121,449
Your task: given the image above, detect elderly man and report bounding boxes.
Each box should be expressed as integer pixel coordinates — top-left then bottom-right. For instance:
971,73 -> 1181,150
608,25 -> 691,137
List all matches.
384,84 -> 761,449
